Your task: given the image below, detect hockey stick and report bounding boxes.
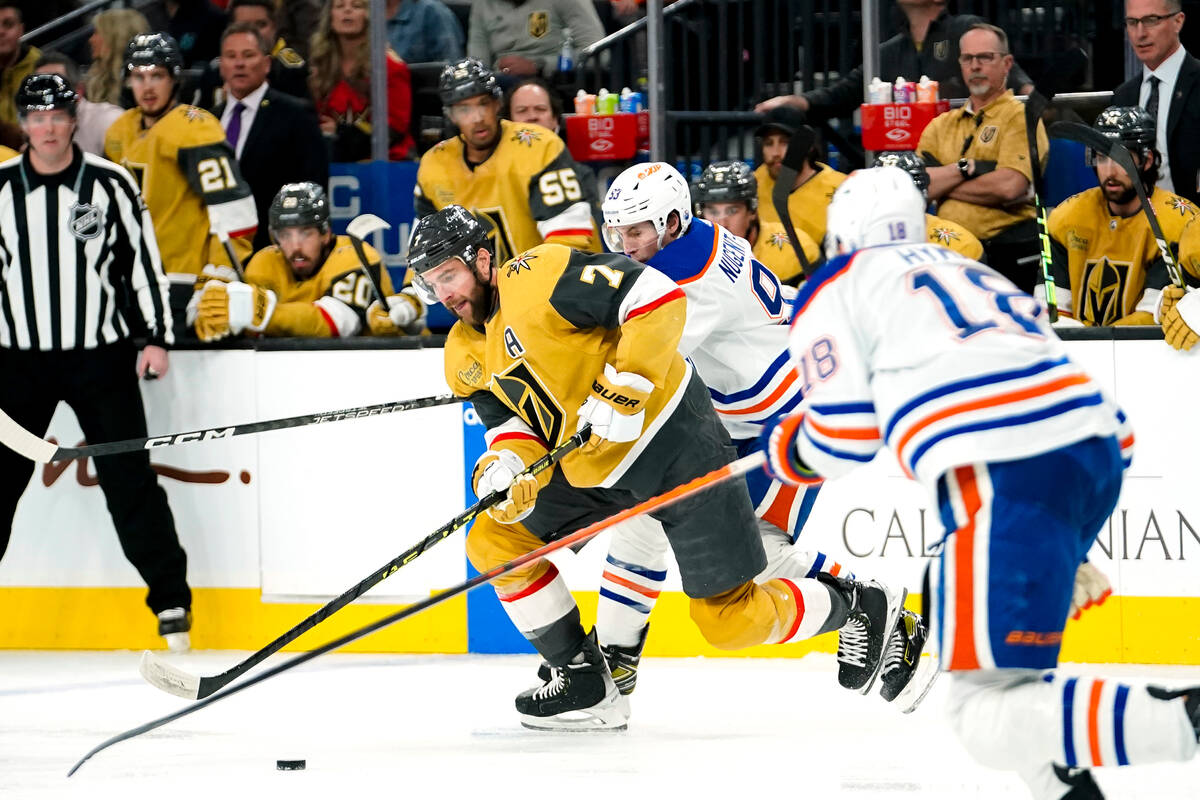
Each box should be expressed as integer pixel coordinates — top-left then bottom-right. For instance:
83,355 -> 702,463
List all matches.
213,226 -> 246,280
771,124 -> 817,277
70,449 -> 764,776
137,426 -> 592,701
0,393 -> 460,464
1024,89 -> 1058,321
1049,120 -> 1185,287
345,213 -> 392,306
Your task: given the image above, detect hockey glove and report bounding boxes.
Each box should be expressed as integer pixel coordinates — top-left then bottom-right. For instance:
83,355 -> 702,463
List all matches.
1157,284 -> 1184,323
186,264 -> 239,327
472,449 -> 551,524
366,288 -> 426,335
576,364 -> 654,451
759,411 -> 823,486
1161,286 -> 1200,352
1069,561 -> 1112,620
194,281 -> 276,342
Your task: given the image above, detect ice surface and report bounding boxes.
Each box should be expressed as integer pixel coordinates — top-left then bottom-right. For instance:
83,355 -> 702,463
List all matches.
2,650 -> 1197,800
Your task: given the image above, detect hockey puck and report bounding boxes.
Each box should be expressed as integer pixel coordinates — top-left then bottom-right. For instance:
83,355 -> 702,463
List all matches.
276,759 -> 306,771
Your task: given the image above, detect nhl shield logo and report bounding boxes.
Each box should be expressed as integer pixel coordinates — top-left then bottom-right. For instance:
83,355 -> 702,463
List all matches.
528,11 -> 549,38
69,203 -> 103,241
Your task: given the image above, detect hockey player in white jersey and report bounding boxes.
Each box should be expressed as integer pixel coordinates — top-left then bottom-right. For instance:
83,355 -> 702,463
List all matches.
761,167 -> 1200,799
588,162 -> 925,708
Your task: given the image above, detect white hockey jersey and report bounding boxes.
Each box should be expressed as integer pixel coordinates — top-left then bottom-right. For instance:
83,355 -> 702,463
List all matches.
786,242 -> 1134,491
648,218 -> 800,441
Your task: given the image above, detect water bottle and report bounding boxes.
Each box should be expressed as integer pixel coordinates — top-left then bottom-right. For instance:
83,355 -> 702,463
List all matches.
558,28 -> 575,75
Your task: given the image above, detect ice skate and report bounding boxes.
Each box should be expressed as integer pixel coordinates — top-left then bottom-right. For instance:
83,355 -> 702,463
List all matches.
1024,762 -> 1105,800
879,610 -> 939,711
156,607 -> 191,653
517,630 -> 627,731
819,573 -> 905,694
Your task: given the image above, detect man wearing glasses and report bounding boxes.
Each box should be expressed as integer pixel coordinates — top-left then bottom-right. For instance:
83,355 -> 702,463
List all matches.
918,23 -> 1048,294
1113,0 -> 1200,206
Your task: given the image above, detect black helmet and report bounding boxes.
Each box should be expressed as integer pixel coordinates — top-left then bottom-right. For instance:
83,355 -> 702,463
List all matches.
16,74 -> 78,117
439,58 -> 501,106
407,205 -> 491,276
269,182 -> 331,233
124,33 -> 184,79
872,151 -> 930,197
693,161 -> 757,211
1094,106 -> 1156,154
755,106 -> 806,139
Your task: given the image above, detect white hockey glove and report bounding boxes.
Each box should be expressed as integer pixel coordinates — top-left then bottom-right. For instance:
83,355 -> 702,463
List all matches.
1161,286 -> 1200,352
194,280 -> 276,342
1069,561 -> 1112,620
472,449 -> 548,524
576,364 -> 654,450
366,288 -> 426,335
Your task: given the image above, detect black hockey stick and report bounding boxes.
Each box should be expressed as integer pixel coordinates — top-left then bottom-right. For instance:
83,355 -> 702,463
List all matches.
1049,120 -> 1185,287
69,448 -> 764,776
1024,89 -> 1058,321
345,213 -> 392,307
772,124 -> 817,277
0,393 -> 460,464
137,426 -> 591,701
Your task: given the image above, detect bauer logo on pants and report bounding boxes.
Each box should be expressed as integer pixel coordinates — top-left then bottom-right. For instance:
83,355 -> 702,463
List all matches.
69,203 -> 104,240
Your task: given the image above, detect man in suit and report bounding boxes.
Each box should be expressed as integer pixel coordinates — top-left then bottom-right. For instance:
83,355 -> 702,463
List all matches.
1114,0 -> 1200,205
216,23 -> 328,251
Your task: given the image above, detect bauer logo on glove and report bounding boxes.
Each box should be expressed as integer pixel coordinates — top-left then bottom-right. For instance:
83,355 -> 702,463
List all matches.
576,364 -> 654,450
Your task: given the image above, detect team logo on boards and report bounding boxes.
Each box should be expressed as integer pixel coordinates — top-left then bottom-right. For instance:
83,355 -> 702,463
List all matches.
68,203 -> 103,240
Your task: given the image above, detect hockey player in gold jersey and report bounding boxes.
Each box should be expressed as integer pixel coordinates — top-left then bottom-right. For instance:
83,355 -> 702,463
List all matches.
105,34 -> 257,281
1158,216 -> 1200,351
192,183 -> 423,340
872,151 -> 985,261
414,59 -> 600,261
752,107 -> 846,246
408,205 -> 904,731
692,160 -> 820,284
1048,107 -> 1197,326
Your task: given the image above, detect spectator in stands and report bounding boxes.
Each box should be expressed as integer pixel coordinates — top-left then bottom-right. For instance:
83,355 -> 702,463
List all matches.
215,24 -> 328,251
872,150 -> 984,261
192,182 -> 425,339
141,0 -> 229,68
385,0 -> 464,65
228,0 -> 311,102
278,0 -> 322,60
692,160 -> 820,285
504,76 -> 562,133
1047,106 -> 1197,326
105,33 -> 257,333
1114,0 -> 1200,206
415,59 -> 600,259
755,0 -> 1032,119
33,52 -> 123,157
752,106 -> 846,247
86,8 -> 151,107
918,24 -> 1047,293
467,0 -> 604,81
0,3 -> 41,126
310,0 -> 414,160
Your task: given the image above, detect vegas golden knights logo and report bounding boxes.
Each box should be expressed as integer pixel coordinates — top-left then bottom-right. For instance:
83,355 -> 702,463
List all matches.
474,208 -> 515,267
493,361 -> 564,446
528,11 -> 549,38
1082,257 -> 1129,326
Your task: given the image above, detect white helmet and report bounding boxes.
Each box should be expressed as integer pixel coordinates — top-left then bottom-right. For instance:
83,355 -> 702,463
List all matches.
824,166 -> 926,259
601,162 -> 693,252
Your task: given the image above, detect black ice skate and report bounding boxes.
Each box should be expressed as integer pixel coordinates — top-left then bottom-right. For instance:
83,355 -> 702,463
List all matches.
156,607 -> 191,653
517,630 -> 626,731
1147,685 -> 1200,741
601,624 -> 649,697
1052,764 -> 1105,799
879,610 -> 940,712
819,573 -> 905,694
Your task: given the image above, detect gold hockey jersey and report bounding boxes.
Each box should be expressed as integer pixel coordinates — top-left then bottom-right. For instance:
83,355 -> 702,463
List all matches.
755,161 -> 847,245
0,146 -> 16,161
927,213 -> 984,260
415,119 -> 600,259
105,104 -> 257,276
245,235 -> 395,337
444,243 -> 689,488
753,220 -> 819,284
1048,186 -> 1197,325
1174,215 -> 1200,286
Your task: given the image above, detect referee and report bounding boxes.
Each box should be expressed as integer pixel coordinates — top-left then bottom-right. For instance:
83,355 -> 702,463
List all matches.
0,74 -> 193,651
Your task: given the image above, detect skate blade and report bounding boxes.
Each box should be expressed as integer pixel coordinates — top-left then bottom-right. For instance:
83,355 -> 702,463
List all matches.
894,655 -> 940,713
519,694 -> 629,732
857,587 -> 907,696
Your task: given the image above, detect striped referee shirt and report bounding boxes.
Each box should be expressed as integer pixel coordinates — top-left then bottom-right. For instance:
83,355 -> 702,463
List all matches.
0,146 -> 173,351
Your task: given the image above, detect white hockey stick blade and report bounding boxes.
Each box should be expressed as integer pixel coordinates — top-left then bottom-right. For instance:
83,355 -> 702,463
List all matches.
138,650 -> 201,700
0,407 -> 58,462
346,213 -> 391,240
894,655 -> 940,714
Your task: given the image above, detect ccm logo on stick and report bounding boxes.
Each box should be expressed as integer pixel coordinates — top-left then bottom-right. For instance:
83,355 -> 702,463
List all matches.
145,428 -> 235,448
